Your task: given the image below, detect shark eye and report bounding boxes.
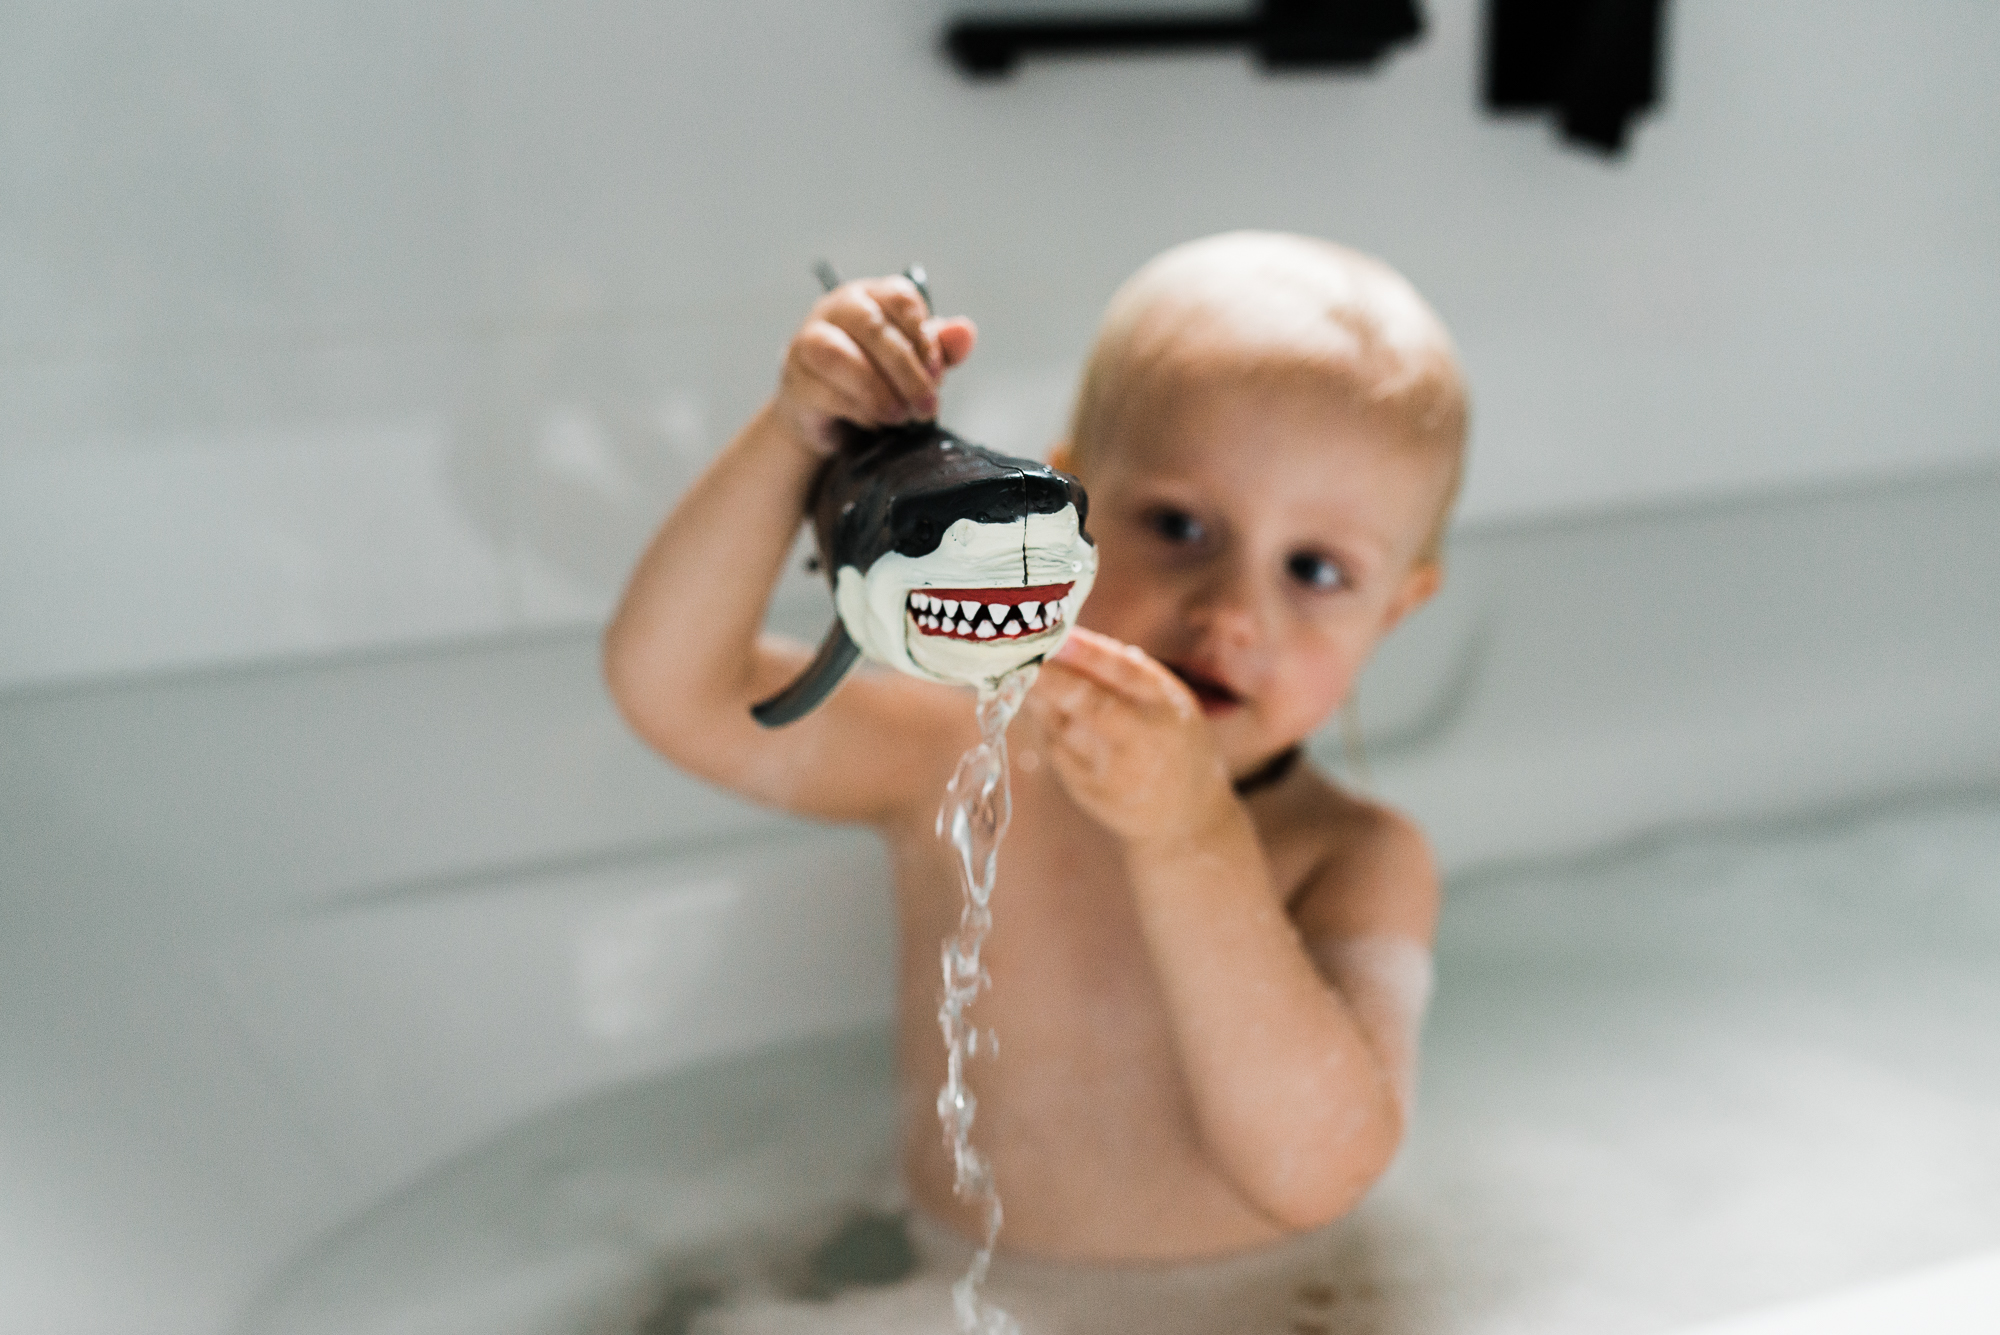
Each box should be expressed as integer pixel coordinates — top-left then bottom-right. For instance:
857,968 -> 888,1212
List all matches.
1287,551 -> 1345,591
896,516 -> 942,556
1150,508 -> 1204,545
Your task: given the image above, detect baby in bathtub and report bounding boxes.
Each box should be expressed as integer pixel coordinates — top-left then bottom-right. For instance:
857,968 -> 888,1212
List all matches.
605,232 -> 1466,1322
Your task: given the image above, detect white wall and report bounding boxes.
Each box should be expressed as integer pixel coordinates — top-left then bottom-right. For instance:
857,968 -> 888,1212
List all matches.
3,0 -> 1996,689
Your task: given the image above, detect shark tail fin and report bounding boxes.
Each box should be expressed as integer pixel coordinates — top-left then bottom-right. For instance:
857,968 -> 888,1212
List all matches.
750,620 -> 862,728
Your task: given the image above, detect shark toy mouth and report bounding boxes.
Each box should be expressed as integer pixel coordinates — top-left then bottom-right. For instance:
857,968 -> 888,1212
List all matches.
907,583 -> 1072,642
899,579 -> 1080,685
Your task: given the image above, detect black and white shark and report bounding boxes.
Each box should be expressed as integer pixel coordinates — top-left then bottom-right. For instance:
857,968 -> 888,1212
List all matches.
751,419 -> 1097,727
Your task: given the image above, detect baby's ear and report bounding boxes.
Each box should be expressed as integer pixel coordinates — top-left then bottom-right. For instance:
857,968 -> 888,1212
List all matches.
1382,559 -> 1442,633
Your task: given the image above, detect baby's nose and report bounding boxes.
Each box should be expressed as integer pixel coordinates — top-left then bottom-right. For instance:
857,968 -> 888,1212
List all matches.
1187,564 -> 1274,649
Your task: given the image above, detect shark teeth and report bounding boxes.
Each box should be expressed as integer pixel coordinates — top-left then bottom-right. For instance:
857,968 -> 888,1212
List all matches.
906,584 -> 1070,644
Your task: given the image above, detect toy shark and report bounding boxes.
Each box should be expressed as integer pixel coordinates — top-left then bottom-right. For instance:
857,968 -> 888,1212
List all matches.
751,419 -> 1097,727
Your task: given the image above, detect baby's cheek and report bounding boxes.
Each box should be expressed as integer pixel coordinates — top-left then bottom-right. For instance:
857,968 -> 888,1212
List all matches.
1303,636 -> 1370,705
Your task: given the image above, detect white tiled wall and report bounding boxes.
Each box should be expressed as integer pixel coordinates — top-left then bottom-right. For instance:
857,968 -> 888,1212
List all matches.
3,0 -> 1997,689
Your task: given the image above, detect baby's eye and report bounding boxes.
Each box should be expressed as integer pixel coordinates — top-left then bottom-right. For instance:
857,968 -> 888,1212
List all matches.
1149,508 -> 1205,545
1287,551 -> 1345,591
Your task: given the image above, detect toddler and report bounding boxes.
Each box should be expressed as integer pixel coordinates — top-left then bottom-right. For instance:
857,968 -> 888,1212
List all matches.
605,232 -> 1466,1274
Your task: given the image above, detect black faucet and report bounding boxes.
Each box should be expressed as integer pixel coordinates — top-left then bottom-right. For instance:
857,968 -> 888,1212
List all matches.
945,0 -> 1425,77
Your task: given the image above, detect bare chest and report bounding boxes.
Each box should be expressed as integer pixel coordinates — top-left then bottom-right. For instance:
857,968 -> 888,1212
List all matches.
895,767 -> 1161,1071
889,760 -> 1314,1135
887,759 -> 1328,1250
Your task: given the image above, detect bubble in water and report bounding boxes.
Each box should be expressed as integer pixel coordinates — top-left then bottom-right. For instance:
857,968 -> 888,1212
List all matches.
934,665 -> 1035,1335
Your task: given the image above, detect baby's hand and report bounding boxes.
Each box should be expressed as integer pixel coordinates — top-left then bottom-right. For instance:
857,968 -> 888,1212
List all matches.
772,275 -> 977,456
1028,627 -> 1238,854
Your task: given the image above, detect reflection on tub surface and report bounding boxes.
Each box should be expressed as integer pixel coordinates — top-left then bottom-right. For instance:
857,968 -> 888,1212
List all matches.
238,796 -> 2000,1335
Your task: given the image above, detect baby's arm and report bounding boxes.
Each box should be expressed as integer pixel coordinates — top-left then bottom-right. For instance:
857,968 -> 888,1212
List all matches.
1027,628 -> 1438,1232
604,276 -> 975,823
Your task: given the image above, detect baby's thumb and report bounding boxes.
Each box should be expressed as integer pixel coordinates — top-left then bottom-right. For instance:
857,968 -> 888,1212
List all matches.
930,317 -> 977,369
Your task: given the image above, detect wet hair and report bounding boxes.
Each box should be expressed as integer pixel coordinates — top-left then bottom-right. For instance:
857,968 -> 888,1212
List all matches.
1065,232 -> 1468,563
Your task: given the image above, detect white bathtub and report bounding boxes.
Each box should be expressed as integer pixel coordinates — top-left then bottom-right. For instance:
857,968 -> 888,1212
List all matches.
3,463 -> 1997,1335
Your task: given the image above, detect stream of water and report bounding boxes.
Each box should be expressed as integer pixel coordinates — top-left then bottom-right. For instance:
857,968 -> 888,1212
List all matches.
933,665 -> 1036,1335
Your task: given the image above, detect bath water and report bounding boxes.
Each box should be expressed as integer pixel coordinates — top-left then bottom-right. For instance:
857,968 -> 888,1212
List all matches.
933,665 -> 1036,1335
237,796 -> 2000,1335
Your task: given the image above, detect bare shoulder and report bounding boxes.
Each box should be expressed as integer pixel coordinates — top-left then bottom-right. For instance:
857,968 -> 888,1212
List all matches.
1270,764 -> 1440,946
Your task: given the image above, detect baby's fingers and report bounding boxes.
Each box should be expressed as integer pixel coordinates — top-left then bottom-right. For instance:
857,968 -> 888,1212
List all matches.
869,276 -> 941,376
1033,661 -> 1162,772
1024,682 -> 1117,777
1051,628 -> 1197,721
928,316 -> 977,370
822,282 -> 937,416
790,320 -> 908,425
1031,660 -> 1103,724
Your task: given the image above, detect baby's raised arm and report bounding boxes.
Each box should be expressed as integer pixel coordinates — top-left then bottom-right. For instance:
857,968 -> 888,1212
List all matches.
603,276 -> 975,824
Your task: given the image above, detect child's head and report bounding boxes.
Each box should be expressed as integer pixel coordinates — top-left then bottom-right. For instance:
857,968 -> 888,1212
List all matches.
1052,232 -> 1467,774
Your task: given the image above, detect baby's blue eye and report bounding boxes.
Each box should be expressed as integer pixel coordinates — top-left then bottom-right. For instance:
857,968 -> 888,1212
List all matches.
1151,509 -> 1205,544
1288,551 -> 1344,590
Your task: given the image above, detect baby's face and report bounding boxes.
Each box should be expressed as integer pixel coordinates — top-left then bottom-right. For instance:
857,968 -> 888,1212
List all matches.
1069,375 -> 1446,777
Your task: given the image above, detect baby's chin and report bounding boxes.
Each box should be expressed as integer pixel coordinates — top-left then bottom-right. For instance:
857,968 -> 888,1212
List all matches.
1199,699 -> 1325,784
1201,708 -> 1304,781
1226,732 -> 1301,777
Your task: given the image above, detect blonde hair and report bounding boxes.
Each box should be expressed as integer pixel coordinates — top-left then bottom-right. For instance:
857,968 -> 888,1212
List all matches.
1066,232 -> 1468,562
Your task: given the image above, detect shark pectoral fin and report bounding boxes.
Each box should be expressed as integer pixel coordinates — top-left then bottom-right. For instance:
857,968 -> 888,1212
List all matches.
750,620 -> 863,728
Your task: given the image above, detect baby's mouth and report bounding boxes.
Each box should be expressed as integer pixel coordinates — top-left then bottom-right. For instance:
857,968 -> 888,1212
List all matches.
1166,662 -> 1243,714
906,583 -> 1073,642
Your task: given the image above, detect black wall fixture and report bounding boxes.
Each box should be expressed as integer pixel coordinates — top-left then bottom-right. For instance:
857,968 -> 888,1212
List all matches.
946,1 -> 1425,78
1485,0 -> 1666,154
